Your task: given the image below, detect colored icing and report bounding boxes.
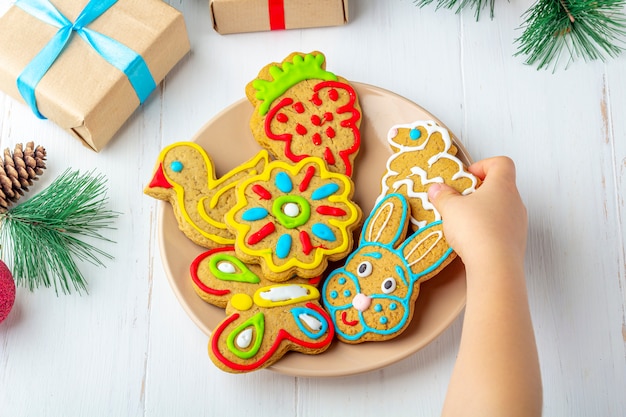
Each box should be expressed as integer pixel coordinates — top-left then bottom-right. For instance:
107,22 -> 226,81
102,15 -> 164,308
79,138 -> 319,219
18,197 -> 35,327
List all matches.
247,222 -> 276,245
283,202 -> 299,217
231,293 -> 254,311
298,313 -> 323,331
226,313 -> 264,359
272,195 -> 311,229
252,184 -> 272,200
147,143 -> 270,246
262,79 -> 361,177
242,207 -> 269,221
311,223 -> 336,242
322,195 -> 454,342
170,160 -> 183,172
210,303 -> 334,372
311,183 -> 339,200
236,328 -> 253,349
225,157 -> 360,275
252,53 -> 338,115
275,172 -> 293,193
376,121 -> 478,229
253,284 -> 319,307
190,247 -> 233,296
276,234 -> 292,259
208,252 -> 260,284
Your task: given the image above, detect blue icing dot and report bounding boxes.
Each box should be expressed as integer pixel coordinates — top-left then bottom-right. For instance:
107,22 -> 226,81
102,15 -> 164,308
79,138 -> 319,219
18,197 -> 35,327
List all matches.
170,161 -> 183,172
338,277 -> 346,285
380,316 -> 388,324
330,291 -> 338,299
276,234 -> 292,259
409,128 -> 421,140
374,304 -> 382,312
389,303 -> 397,311
275,172 -> 293,193
311,223 -> 336,242
311,183 -> 339,200
241,207 -> 269,221
343,290 -> 351,297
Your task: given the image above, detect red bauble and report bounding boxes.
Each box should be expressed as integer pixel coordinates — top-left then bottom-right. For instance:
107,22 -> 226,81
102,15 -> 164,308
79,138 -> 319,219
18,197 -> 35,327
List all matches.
0,259 -> 15,323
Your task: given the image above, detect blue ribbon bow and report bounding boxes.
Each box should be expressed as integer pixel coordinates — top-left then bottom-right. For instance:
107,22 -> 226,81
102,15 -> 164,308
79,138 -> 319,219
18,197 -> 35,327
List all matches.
15,0 -> 157,119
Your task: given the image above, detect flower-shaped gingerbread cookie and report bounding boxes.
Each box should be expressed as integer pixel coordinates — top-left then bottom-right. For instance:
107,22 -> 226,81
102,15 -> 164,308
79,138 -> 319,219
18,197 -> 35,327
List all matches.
226,157 -> 362,281
190,247 -> 334,373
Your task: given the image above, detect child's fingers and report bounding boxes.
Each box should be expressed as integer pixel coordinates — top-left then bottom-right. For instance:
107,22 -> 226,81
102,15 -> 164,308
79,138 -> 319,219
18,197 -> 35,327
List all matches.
468,156 -> 516,183
427,183 -> 460,215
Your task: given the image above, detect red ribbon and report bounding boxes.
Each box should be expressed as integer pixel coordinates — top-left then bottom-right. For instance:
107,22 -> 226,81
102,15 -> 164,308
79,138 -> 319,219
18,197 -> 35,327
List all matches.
268,0 -> 286,30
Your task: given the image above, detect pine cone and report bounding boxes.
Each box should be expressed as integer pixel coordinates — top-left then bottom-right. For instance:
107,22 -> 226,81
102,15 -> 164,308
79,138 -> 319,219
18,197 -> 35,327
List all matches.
0,142 -> 47,212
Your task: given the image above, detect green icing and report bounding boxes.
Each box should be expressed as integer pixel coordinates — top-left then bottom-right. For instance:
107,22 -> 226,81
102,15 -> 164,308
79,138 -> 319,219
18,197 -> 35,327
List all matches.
226,313 -> 265,359
253,53 -> 338,115
209,253 -> 260,284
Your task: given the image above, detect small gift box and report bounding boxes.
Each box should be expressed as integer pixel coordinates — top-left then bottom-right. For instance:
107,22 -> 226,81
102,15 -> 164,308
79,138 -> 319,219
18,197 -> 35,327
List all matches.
0,0 -> 190,151
210,0 -> 348,35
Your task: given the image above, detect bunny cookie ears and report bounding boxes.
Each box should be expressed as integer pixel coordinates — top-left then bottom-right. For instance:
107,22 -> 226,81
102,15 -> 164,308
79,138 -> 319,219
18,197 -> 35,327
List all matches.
322,193 -> 455,343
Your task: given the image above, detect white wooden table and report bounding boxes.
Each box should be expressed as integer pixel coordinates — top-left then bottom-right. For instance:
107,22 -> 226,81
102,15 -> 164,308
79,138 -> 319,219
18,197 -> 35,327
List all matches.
1,0 -> 625,415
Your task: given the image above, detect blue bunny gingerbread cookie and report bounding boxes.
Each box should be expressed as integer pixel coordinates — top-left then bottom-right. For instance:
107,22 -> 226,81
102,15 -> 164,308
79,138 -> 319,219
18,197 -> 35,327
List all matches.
322,193 -> 454,343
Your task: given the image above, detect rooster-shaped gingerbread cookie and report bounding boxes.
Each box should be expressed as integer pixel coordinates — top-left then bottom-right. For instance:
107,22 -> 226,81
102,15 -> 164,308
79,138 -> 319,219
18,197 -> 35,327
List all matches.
144,142 -> 269,248
246,51 -> 362,177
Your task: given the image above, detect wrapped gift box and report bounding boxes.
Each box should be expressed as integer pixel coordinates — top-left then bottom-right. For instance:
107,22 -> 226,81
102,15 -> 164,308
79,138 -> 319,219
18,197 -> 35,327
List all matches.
210,0 -> 348,34
0,0 -> 190,151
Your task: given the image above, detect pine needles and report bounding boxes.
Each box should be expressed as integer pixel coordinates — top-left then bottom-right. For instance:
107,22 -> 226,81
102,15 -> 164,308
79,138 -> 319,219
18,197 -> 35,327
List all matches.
0,169 -> 119,294
413,0 -> 496,20
515,0 -> 626,70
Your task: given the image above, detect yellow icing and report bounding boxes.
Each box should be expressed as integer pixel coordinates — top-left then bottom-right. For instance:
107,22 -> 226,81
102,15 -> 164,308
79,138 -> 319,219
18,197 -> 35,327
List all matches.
225,157 -> 361,274
157,142 -> 269,244
230,293 -> 254,311
253,284 -> 320,308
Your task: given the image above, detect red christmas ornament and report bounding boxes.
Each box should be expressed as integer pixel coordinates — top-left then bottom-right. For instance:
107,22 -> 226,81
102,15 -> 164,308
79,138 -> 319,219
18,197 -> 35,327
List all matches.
0,259 -> 16,323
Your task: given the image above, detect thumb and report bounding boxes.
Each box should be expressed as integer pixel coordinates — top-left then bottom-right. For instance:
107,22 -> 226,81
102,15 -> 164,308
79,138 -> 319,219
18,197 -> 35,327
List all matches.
427,183 -> 461,216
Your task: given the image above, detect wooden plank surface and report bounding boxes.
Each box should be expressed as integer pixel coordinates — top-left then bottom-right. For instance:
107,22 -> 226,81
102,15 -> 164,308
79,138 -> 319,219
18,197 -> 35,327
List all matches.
0,0 -> 625,415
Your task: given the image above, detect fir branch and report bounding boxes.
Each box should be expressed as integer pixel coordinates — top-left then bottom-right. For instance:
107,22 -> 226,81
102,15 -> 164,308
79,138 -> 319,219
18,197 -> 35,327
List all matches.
0,169 -> 119,294
515,0 -> 626,70
413,0 -> 496,20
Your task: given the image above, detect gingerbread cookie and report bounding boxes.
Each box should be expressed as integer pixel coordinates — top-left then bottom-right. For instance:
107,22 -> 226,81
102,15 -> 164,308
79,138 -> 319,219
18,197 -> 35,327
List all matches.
377,120 -> 479,230
246,51 -> 362,176
190,247 -> 334,373
322,193 -> 454,343
225,156 -> 362,282
144,142 -> 269,248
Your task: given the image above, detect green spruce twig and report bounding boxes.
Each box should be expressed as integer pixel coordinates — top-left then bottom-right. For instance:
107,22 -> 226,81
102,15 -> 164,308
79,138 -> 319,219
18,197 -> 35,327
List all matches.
0,169 -> 119,294
413,0 -> 496,20
515,0 -> 626,70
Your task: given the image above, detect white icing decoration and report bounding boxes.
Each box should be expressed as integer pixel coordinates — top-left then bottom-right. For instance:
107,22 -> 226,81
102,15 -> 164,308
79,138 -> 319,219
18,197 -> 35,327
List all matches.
404,230 -> 444,267
217,261 -> 236,274
236,328 -> 253,349
283,202 -> 300,217
375,121 -> 478,227
259,285 -> 308,302
299,313 -> 323,331
366,201 -> 395,242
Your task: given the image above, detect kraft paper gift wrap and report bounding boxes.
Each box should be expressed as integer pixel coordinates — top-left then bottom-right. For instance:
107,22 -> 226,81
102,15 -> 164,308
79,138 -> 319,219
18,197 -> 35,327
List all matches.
0,0 -> 190,151
210,0 -> 348,35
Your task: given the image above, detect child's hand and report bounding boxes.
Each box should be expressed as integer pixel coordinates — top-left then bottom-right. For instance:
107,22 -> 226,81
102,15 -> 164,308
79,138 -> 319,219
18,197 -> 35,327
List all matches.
427,156 -> 528,268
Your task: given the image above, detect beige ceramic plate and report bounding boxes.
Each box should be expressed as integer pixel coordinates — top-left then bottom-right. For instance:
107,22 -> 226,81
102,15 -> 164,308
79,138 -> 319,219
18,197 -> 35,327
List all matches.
157,82 -> 469,377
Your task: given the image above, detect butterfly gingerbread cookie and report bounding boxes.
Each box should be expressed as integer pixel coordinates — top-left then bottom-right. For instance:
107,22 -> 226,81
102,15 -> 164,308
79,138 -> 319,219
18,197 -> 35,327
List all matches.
377,120 -> 479,230
190,246 -> 334,373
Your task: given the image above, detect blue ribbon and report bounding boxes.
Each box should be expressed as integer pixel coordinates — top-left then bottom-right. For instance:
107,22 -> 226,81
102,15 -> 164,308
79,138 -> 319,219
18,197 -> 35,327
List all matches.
15,0 -> 157,119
